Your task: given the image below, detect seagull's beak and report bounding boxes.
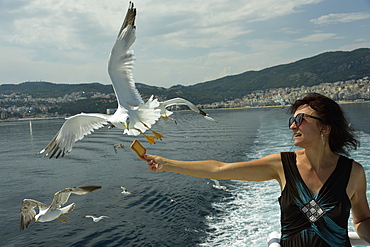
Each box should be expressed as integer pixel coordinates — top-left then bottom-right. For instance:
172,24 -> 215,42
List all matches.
125,123 -> 129,130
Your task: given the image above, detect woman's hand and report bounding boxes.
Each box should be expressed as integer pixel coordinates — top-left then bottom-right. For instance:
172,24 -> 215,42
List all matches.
141,154 -> 165,172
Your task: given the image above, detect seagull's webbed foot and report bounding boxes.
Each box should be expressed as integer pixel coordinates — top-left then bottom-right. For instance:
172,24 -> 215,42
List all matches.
161,116 -> 169,120
62,214 -> 72,219
141,122 -> 163,140
57,218 -> 67,223
135,129 -> 156,144
151,130 -> 163,140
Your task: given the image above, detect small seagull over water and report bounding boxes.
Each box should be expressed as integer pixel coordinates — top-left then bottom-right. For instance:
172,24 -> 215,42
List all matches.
85,215 -> 110,222
121,186 -> 132,195
114,144 -> 124,153
38,2 -> 214,159
210,179 -> 227,191
20,185 -> 101,231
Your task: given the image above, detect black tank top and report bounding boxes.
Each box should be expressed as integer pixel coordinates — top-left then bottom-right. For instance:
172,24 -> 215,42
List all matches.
279,152 -> 353,247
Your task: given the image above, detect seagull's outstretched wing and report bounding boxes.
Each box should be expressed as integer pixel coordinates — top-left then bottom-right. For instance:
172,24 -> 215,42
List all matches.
20,199 -> 48,231
39,113 -> 110,158
158,98 -> 215,121
108,2 -> 142,109
49,186 -> 102,210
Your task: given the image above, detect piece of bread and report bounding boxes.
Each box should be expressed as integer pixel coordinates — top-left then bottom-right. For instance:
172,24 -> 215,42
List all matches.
130,140 -> 146,158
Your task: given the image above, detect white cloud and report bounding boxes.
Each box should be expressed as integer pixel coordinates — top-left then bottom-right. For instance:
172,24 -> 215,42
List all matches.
276,27 -> 301,34
155,26 -> 253,49
295,33 -> 344,42
310,12 -> 370,25
356,38 -> 367,42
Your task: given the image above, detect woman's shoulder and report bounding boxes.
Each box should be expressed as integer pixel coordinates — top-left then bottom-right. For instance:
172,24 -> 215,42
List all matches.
262,151 -> 304,164
265,150 -> 301,158
262,152 -> 283,162
347,159 -> 367,204
351,160 -> 365,177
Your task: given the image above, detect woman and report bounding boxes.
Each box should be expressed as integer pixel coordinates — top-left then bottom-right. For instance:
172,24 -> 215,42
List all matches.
142,93 -> 370,246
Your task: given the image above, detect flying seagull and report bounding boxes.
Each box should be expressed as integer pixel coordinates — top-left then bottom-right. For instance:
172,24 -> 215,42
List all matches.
38,2 -> 214,159
210,179 -> 227,191
121,186 -> 133,195
85,215 -> 110,222
114,144 -> 124,153
20,185 -> 101,231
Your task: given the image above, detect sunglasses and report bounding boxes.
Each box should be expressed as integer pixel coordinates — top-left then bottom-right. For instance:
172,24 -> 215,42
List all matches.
289,113 -> 323,127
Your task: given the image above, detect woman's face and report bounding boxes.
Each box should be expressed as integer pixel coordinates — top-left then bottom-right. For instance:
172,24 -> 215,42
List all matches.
290,105 -> 324,148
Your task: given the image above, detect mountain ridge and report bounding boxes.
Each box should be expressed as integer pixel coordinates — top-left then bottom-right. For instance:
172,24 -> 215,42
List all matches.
1,48 -> 369,104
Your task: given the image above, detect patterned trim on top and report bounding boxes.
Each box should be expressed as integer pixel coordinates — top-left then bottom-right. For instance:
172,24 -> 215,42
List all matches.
300,199 -> 325,223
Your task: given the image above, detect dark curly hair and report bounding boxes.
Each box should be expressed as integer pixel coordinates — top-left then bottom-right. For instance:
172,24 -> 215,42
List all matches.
289,93 -> 360,156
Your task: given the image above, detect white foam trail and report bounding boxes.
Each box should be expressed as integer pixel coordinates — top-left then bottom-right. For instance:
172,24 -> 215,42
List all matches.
200,111 -> 292,246
29,120 -> 33,136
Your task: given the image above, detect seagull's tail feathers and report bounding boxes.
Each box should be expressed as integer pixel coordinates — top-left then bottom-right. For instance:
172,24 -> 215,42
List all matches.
124,96 -> 161,135
60,203 -> 75,214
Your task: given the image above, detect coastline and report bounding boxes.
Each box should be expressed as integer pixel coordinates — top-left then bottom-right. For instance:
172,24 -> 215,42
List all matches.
1,100 -> 368,122
0,116 -> 65,122
201,100 -> 369,111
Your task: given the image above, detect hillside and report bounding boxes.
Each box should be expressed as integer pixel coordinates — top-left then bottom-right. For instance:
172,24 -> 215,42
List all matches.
1,48 -> 369,104
167,48 -> 370,104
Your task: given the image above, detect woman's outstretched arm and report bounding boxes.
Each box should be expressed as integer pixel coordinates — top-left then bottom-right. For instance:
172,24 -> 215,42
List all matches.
142,153 -> 284,185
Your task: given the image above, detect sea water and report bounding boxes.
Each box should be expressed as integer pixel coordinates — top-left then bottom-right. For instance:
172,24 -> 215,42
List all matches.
0,103 -> 369,246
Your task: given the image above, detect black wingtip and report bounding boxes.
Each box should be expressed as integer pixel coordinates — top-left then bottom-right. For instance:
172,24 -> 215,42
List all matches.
199,109 -> 208,117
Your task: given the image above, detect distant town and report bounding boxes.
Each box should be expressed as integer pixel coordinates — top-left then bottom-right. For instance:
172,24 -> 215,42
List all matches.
1,76 -> 369,121
203,76 -> 370,109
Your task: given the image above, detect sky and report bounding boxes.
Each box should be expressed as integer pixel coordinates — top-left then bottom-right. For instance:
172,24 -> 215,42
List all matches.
0,0 -> 369,88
